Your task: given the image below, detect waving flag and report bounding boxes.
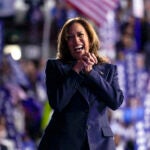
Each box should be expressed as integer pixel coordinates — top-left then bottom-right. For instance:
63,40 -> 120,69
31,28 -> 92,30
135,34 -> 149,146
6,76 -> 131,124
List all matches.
65,0 -> 119,26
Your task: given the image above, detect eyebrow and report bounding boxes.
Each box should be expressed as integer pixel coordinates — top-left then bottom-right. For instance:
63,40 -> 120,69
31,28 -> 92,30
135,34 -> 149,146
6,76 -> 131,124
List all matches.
67,31 -> 84,35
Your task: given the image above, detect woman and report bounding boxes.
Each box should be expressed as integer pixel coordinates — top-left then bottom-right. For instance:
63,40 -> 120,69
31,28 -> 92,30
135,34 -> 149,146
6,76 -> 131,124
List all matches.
38,17 -> 124,150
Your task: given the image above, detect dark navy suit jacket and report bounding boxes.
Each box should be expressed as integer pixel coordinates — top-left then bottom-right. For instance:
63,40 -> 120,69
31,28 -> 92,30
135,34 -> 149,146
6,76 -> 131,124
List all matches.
38,59 -> 124,150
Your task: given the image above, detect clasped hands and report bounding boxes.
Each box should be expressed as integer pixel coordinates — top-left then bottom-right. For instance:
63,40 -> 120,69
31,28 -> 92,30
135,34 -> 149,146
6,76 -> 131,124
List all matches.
73,53 -> 98,74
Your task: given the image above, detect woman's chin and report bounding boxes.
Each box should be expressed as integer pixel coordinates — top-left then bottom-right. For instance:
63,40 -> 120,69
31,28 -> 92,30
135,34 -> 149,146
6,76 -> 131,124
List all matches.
73,52 -> 84,60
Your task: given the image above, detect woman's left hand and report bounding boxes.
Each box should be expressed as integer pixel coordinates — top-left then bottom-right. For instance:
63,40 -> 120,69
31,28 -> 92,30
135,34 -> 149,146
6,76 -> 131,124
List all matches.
82,53 -> 98,73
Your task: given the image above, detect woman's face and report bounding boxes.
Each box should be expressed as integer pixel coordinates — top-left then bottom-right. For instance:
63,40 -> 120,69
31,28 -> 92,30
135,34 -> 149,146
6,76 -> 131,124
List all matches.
66,22 -> 90,60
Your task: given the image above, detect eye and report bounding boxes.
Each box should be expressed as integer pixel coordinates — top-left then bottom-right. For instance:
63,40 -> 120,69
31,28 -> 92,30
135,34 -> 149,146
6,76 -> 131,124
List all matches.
66,32 -> 84,41
66,34 -> 74,41
78,33 -> 84,38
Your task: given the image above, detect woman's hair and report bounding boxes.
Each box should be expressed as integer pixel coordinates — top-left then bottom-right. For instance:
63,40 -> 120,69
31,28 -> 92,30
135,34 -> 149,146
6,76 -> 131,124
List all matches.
56,17 -> 108,63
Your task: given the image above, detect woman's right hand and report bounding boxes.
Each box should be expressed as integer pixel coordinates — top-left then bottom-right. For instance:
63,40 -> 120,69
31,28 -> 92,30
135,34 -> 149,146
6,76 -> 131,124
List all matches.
73,53 -> 98,74
82,53 -> 98,73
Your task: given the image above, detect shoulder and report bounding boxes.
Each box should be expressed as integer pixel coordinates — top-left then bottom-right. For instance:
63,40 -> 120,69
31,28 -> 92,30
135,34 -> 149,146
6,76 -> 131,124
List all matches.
46,58 -> 63,68
97,63 -> 117,71
101,63 -> 116,68
105,63 -> 117,71
94,63 -> 118,78
46,58 -> 62,64
45,59 -> 62,74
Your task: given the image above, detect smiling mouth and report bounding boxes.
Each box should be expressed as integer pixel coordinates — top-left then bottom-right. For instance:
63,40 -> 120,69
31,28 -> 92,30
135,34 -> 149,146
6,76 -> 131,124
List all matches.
74,45 -> 84,52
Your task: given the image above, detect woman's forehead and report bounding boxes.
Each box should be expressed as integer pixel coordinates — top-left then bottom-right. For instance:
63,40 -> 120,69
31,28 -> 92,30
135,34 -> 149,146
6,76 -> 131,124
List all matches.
67,22 -> 86,33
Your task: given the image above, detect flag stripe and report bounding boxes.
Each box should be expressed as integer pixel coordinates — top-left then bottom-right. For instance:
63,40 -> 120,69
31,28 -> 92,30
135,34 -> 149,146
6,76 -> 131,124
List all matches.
93,0 -> 111,13
103,0 -> 118,10
66,0 -> 119,26
66,0 -> 104,25
80,0 -> 107,21
67,0 -> 105,25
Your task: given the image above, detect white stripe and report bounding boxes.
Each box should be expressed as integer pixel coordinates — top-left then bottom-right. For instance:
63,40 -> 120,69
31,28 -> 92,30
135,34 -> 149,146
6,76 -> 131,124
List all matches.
83,0 -> 107,19
67,0 -> 118,26
68,0 -> 105,25
105,0 -> 116,8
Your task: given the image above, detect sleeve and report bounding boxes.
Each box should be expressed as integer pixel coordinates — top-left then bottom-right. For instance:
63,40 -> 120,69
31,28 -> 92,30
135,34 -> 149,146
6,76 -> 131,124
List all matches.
84,64 -> 124,110
45,59 -> 84,112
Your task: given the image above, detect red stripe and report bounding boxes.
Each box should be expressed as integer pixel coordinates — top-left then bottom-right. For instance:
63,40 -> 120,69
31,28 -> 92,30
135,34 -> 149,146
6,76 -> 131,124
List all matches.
93,0 -> 109,13
66,0 -> 104,25
80,0 -> 107,21
101,0 -> 118,10
66,0 -> 118,26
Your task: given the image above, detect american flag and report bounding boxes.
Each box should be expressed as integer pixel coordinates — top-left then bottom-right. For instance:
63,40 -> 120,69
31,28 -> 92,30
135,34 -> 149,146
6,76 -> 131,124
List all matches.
65,0 -> 119,26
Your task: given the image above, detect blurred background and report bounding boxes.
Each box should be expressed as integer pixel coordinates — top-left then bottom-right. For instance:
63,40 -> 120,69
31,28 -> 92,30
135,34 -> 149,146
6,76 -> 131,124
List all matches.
0,0 -> 150,149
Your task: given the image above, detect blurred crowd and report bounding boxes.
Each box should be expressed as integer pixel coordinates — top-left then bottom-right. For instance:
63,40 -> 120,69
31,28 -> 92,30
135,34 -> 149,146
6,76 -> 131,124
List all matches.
0,0 -> 150,150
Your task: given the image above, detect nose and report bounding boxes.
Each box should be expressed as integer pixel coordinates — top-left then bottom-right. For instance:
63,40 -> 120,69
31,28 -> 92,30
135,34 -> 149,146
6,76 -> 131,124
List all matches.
73,35 -> 80,44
